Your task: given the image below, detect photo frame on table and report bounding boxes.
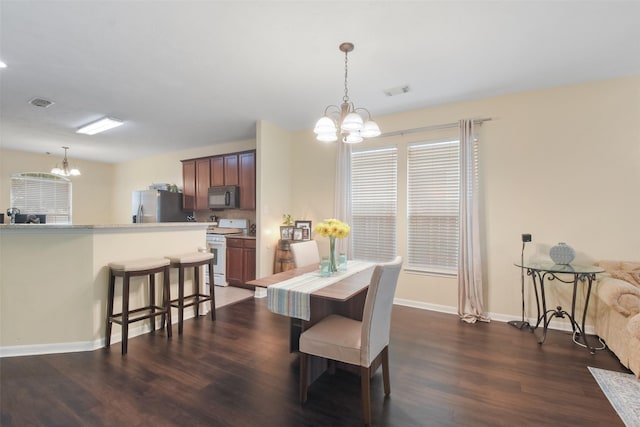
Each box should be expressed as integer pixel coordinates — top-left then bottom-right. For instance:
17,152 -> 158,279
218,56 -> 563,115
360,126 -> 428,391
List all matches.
293,228 -> 304,241
294,220 -> 312,240
280,226 -> 294,240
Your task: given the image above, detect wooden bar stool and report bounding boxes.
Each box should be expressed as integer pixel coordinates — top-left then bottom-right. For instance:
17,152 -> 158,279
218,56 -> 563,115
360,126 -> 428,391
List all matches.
105,257 -> 172,355
166,252 -> 215,334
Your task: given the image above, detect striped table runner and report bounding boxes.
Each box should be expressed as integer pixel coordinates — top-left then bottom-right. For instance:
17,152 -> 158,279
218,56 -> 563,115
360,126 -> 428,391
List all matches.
267,260 -> 375,320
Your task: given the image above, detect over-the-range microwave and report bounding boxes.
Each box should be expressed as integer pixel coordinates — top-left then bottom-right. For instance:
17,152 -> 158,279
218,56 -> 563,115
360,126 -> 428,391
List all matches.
208,185 -> 240,209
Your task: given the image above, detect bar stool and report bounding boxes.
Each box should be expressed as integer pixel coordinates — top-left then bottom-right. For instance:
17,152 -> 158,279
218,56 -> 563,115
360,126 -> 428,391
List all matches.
166,252 -> 215,334
105,257 -> 172,355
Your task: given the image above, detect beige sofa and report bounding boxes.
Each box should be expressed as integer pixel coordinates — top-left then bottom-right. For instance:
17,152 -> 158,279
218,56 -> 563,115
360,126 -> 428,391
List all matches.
592,261 -> 640,377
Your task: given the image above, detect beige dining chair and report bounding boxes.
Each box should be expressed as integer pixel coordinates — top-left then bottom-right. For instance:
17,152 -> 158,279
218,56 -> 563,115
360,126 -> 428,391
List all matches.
290,240 -> 321,268
299,256 -> 403,426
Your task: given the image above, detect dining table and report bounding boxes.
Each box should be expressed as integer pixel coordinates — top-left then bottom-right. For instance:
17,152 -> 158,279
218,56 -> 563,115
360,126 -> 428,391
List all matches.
247,260 -> 377,383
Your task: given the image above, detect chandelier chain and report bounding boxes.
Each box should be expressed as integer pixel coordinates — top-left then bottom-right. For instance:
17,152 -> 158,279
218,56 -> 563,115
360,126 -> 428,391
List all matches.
343,50 -> 349,103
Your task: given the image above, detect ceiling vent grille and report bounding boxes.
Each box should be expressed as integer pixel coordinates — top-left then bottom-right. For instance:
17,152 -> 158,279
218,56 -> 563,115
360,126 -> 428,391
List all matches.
29,97 -> 54,108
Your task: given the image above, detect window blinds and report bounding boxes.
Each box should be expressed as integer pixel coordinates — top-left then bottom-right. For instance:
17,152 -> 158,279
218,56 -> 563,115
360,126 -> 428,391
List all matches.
10,173 -> 72,224
407,141 -> 460,274
351,147 -> 398,262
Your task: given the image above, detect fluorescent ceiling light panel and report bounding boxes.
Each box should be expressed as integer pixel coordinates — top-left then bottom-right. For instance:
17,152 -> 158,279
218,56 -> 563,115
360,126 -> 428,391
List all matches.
76,117 -> 123,135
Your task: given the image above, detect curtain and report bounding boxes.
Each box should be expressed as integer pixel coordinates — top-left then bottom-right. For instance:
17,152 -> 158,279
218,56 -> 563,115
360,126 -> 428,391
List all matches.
334,139 -> 352,257
457,119 -> 489,323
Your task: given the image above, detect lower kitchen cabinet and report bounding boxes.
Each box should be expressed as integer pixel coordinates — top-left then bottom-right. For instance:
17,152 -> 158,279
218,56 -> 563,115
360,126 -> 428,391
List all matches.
226,237 -> 256,287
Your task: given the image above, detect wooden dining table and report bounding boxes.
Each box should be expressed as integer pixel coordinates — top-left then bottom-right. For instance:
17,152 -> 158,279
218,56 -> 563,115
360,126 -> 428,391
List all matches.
247,262 -> 377,383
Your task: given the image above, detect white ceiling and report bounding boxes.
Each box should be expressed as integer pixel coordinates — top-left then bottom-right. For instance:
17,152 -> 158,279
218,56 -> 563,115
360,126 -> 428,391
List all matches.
1,1 -> 639,163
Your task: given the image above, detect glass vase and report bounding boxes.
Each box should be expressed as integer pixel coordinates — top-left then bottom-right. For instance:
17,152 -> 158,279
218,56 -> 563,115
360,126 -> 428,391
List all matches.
329,236 -> 337,272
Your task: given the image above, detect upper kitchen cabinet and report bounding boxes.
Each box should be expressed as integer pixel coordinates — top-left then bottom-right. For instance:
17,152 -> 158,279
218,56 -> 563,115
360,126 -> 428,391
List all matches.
224,154 -> 239,186
210,156 -> 224,187
239,151 -> 256,210
181,159 -> 196,210
195,158 -> 211,210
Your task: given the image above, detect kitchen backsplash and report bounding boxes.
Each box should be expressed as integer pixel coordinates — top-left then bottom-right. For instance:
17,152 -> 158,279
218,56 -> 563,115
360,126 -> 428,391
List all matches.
194,209 -> 256,228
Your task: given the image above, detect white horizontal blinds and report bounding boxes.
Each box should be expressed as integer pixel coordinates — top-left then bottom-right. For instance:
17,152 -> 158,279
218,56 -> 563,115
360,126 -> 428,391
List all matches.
10,173 -> 72,224
351,147 -> 398,262
407,140 -> 460,274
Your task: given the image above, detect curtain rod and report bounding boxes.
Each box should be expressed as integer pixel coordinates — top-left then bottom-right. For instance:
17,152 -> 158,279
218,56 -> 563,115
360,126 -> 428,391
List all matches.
378,117 -> 492,138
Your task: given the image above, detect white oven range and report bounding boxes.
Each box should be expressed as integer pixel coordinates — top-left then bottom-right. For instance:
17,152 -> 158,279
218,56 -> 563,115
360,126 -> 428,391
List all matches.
205,218 -> 248,287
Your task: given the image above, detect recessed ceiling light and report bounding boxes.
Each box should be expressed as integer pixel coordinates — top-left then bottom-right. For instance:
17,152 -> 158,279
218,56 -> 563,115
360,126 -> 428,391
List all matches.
0,60 -> 7,68
383,85 -> 410,97
77,117 -> 124,135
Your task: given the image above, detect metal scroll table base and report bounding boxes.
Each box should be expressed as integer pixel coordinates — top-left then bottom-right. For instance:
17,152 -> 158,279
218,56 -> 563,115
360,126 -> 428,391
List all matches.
526,265 -> 606,354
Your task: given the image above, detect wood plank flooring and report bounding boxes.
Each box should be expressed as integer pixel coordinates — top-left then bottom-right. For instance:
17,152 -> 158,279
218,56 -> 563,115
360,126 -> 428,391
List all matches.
0,298 -> 631,426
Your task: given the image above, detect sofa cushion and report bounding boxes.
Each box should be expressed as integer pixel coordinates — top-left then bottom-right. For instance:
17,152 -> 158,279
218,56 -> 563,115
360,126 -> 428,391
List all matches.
627,313 -> 640,340
596,260 -> 640,288
596,277 -> 640,317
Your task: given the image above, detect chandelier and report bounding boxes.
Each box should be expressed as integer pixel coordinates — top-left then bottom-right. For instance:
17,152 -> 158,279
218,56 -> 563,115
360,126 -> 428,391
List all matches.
51,146 -> 81,177
314,42 -> 381,143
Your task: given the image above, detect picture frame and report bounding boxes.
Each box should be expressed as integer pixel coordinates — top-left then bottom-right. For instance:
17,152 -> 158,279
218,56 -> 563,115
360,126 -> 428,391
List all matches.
295,220 -> 312,240
280,226 -> 294,240
293,228 -> 304,241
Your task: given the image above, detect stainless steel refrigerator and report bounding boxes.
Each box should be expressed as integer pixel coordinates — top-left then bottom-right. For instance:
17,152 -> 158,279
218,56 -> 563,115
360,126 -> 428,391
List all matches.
131,190 -> 190,223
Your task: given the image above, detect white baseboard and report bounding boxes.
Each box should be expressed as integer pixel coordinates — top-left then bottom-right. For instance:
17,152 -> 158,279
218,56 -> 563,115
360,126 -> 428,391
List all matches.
0,309 -> 201,358
393,298 -> 596,335
1,299 -> 595,358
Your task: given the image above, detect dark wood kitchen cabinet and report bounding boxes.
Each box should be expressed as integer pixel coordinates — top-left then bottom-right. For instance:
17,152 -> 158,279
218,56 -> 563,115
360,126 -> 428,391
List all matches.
182,149 -> 256,211
239,151 -> 256,210
226,237 -> 256,287
195,158 -> 211,210
224,154 -> 239,186
181,159 -> 196,210
210,156 -> 224,187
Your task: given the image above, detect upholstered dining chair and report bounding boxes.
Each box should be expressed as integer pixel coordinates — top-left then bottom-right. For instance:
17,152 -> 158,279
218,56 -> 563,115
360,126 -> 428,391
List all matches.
290,240 -> 321,268
299,256 -> 403,426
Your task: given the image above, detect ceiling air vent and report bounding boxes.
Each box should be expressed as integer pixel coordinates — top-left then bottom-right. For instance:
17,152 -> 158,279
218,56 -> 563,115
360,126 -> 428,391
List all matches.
29,97 -> 54,108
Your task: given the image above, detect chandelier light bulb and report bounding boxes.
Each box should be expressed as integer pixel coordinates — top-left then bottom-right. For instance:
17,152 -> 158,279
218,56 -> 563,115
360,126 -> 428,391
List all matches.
361,120 -> 381,138
341,112 -> 364,132
314,116 -> 337,135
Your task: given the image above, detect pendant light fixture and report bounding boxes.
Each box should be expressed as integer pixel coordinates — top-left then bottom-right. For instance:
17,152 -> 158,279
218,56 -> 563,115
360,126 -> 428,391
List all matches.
314,42 -> 381,143
51,146 -> 81,177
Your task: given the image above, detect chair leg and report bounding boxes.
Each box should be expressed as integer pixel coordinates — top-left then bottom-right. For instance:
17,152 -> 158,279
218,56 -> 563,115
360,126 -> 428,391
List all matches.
149,273 -> 156,332
382,345 -> 391,396
194,265 -> 200,317
178,265 -> 185,334
105,271 -> 115,348
361,365 -> 371,426
121,273 -> 130,356
208,259 -> 216,321
163,266 -> 172,338
300,353 -> 309,403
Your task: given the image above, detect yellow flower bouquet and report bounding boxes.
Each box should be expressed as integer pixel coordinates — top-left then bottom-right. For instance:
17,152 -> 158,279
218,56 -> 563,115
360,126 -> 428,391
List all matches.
315,219 -> 350,272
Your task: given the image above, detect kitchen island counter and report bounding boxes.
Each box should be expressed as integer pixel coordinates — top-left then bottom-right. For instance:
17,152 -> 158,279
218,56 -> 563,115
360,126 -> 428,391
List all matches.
0,222 -> 209,357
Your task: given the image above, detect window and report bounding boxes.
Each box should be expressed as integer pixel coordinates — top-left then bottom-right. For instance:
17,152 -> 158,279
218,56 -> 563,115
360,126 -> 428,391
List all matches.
10,173 -> 72,224
407,140 -> 461,274
351,147 -> 397,262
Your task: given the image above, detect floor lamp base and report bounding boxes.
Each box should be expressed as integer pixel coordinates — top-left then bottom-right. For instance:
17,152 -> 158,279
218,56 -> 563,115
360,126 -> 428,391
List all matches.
507,320 -> 531,330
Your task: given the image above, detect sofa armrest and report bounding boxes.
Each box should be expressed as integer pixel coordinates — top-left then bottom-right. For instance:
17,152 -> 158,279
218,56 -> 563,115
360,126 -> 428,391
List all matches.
595,276 -> 640,317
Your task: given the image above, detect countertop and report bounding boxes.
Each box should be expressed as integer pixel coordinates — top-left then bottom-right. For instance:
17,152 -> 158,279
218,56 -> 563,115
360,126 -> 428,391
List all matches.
225,234 -> 256,240
0,222 -> 209,233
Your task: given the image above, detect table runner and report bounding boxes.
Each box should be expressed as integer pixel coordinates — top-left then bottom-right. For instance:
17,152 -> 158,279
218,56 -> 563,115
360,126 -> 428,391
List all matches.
267,260 -> 375,320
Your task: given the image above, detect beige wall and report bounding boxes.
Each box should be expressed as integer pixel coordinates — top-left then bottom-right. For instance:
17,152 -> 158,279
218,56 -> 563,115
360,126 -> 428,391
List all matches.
0,149 -> 115,224
282,75 -> 640,324
256,120 -> 294,278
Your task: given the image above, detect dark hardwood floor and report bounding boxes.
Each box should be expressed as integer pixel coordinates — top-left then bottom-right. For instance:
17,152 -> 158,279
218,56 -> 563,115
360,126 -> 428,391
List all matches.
0,298 -> 631,426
